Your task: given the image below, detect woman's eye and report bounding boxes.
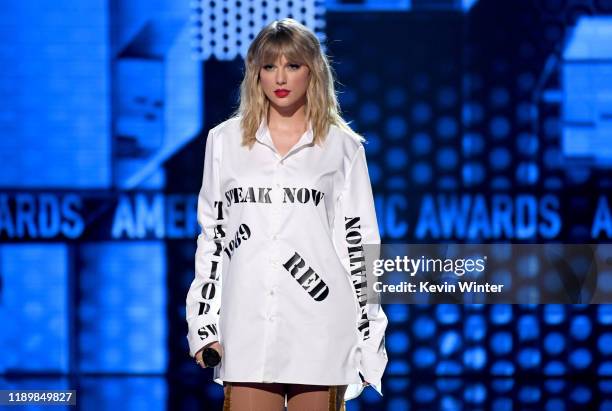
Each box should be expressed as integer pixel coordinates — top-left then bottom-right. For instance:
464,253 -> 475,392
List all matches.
263,65 -> 274,70
288,64 -> 301,70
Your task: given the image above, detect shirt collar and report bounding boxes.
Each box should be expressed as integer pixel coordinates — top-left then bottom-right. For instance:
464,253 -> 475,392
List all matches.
255,117 -> 314,158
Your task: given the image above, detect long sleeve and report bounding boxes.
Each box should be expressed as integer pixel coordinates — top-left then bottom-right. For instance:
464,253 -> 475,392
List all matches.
186,128 -> 226,358
332,144 -> 388,396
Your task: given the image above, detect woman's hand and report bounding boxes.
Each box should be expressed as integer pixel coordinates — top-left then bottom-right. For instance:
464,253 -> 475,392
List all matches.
195,341 -> 223,368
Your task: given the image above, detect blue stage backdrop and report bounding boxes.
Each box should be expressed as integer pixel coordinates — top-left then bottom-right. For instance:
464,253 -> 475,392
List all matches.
1,0 -> 612,410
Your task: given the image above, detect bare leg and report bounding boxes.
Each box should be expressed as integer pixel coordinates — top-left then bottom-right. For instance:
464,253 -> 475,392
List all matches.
286,384 -> 348,411
222,382 -> 285,411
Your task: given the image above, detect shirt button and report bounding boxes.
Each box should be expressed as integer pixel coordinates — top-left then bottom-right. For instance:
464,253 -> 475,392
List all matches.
269,289 -> 275,296
272,234 -> 278,240
268,315 -> 274,322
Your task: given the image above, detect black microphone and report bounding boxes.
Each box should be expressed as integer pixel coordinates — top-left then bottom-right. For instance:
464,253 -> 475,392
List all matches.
202,347 -> 221,367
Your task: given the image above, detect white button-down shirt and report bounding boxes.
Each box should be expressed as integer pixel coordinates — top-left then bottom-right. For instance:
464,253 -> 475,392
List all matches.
186,116 -> 388,401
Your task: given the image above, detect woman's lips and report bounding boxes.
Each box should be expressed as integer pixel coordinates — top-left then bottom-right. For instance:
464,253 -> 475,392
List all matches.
274,90 -> 290,98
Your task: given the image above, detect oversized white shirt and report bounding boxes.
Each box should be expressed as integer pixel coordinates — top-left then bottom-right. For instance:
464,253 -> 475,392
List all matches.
185,116 -> 388,401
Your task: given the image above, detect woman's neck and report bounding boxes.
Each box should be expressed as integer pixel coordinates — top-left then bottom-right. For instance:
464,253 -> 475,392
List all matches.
267,102 -> 307,132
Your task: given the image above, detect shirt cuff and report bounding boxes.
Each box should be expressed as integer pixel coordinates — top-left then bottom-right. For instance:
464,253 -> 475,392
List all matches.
358,344 -> 388,396
187,318 -> 219,358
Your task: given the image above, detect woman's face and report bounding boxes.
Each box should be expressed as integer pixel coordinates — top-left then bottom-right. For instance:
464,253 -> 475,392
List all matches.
259,54 -> 310,111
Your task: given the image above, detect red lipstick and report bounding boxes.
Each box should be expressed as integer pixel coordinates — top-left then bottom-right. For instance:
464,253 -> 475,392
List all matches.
274,89 -> 290,98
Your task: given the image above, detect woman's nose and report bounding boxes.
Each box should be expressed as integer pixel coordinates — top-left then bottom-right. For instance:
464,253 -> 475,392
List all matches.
276,69 -> 287,85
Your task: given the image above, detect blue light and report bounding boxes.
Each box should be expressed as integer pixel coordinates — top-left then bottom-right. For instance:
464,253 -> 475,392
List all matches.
363,132 -> 381,155
414,385 -> 436,403
516,162 -> 540,184
436,305 -> 460,324
462,133 -> 485,156
569,348 -> 592,369
489,147 -> 511,170
571,386 -> 592,404
439,331 -> 462,356
490,87 -> 510,107
518,386 -> 541,403
544,361 -> 567,376
463,347 -> 487,370
490,332 -> 513,355
412,132 -> 432,155
386,304 -> 409,323
386,377 -> 410,392
489,116 -> 510,139
491,398 -> 513,411
437,87 -> 458,108
385,88 -> 407,108
463,383 -> 486,403
464,315 -> 486,341
386,116 -> 408,140
599,306 -> 612,324
544,305 -> 566,324
517,73 -> 536,92
438,176 -> 459,190
462,162 -> 485,185
517,315 -> 539,341
440,395 -> 461,411
517,348 -> 541,368
387,360 -> 410,376
436,378 -> 463,392
545,379 -> 566,393
412,102 -> 432,124
412,162 -> 433,185
413,347 -> 437,368
545,399 -> 566,411
598,333 -> 612,355
570,315 -> 592,340
491,360 -> 514,376
0,244 -> 69,372
387,331 -> 410,354
436,361 -> 462,376
544,332 -> 566,355
368,163 -> 382,185
387,176 -> 408,190
78,242 -> 167,373
462,102 -> 484,126
490,305 -> 513,325
413,315 -> 436,339
600,362 -> 612,376
516,132 -> 539,155
194,0 -> 325,60
386,147 -> 408,170
387,398 -> 409,410
360,101 -> 382,124
437,147 -> 459,170
491,379 -> 514,392
437,117 -> 458,140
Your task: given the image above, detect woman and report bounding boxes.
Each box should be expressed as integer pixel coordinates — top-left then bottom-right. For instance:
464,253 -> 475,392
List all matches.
186,18 -> 388,410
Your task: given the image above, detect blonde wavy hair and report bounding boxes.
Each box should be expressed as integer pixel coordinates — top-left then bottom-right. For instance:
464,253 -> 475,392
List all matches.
232,18 -> 364,148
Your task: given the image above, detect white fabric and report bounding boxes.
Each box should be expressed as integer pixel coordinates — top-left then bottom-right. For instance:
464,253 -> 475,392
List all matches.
185,116 -> 388,401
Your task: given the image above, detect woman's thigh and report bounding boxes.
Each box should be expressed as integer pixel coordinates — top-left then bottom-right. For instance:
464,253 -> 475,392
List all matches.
222,382 -> 285,411
286,384 -> 348,411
